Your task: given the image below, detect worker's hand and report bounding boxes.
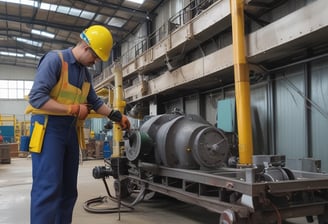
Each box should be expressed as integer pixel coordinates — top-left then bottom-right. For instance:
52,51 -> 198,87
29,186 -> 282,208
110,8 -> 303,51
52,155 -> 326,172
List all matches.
68,104 -> 89,120
107,109 -> 122,122
120,115 -> 130,130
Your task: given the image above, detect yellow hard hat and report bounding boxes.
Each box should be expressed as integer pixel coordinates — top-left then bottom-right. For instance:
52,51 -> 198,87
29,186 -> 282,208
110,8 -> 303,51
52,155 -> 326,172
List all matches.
80,25 -> 113,61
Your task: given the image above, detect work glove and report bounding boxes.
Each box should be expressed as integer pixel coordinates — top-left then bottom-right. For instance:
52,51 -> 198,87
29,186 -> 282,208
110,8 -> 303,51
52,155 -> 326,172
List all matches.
68,104 -> 89,120
108,110 -> 131,130
108,110 -> 122,122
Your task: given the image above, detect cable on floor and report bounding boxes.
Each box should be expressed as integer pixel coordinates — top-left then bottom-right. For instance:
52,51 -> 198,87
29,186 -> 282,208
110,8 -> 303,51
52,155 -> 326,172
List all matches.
83,177 -> 146,214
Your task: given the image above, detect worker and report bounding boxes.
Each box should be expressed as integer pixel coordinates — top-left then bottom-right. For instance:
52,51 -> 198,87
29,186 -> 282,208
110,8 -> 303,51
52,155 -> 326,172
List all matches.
25,25 -> 130,224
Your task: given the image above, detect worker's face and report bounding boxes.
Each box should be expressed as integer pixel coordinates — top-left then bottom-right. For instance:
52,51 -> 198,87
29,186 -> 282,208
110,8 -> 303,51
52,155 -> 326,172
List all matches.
81,46 -> 101,66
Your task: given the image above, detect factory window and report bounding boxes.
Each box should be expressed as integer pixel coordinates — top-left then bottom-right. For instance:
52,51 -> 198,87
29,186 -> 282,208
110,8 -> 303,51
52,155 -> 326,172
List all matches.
0,80 -> 33,99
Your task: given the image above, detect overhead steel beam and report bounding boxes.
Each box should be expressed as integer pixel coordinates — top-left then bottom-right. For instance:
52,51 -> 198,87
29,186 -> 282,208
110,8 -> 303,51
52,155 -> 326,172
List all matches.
0,14 -> 129,35
0,29 -> 74,46
0,43 -> 46,57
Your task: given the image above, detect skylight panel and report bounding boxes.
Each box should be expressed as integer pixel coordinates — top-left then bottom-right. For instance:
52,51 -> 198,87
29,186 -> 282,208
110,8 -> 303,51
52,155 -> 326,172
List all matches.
50,4 -> 57,11
40,2 -> 90,18
57,5 -> 70,14
108,17 -> 127,28
0,51 -> 24,57
15,37 -> 42,47
126,0 -> 144,4
31,29 -> 55,39
25,53 -> 41,59
69,8 -> 82,17
80,10 -> 95,20
1,0 -> 98,21
0,0 -> 38,7
40,2 -> 50,10
40,2 -> 57,11
95,15 -> 107,23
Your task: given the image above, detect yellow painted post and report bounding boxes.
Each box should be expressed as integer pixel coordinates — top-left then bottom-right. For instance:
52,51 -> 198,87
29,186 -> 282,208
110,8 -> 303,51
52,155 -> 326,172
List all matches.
108,88 -> 114,108
230,0 -> 253,165
111,63 -> 126,158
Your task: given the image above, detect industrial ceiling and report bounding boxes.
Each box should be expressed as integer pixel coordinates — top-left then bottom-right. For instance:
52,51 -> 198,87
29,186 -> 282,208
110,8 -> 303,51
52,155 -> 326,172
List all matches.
0,0 -> 162,69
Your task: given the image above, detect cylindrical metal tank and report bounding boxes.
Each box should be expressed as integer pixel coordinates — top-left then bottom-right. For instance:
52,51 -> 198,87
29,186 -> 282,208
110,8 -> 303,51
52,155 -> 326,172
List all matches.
126,114 -> 229,169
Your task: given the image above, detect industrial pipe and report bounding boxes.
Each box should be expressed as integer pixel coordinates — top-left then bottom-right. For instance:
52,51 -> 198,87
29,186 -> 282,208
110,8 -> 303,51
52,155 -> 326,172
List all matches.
230,0 -> 253,165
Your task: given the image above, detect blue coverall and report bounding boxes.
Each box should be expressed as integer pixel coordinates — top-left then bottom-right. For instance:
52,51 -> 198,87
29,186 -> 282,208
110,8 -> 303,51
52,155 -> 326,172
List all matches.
28,48 -> 104,224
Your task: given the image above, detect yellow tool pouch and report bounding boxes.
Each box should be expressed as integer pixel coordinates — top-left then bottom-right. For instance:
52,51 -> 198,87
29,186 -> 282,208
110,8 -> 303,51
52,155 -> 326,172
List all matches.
29,116 -> 48,153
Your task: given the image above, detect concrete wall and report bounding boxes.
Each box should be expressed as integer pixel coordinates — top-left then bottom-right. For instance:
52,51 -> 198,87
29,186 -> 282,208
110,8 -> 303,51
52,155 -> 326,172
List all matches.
0,64 -> 35,80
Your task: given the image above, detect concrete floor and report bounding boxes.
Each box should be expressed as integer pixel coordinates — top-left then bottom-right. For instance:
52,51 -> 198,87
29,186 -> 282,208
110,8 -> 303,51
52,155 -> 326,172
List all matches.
0,158 -> 319,224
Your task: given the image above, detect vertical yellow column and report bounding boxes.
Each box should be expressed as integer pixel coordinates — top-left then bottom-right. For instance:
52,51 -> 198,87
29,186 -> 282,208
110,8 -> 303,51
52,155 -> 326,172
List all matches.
108,88 -> 114,108
111,63 -> 126,158
230,0 -> 253,165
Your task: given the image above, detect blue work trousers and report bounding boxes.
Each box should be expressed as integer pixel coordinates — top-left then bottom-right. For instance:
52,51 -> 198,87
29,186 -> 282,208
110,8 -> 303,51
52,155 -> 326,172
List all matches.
30,115 -> 79,224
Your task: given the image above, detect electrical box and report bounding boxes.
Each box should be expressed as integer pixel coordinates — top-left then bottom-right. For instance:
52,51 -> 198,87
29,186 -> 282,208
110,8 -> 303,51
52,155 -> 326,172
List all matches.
217,98 -> 235,132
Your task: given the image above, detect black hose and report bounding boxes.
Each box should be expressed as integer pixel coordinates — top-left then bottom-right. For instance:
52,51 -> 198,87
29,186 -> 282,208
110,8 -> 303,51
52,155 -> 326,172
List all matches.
83,177 -> 146,214
83,196 -> 133,213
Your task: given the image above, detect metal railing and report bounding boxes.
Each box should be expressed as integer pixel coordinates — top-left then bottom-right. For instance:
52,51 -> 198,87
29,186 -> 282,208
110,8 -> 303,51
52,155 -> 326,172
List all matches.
93,0 -> 216,87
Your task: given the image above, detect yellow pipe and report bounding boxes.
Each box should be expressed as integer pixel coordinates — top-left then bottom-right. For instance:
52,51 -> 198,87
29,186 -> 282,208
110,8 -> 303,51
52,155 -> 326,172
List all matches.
230,0 -> 253,165
108,88 -> 114,108
87,89 -> 114,119
96,88 -> 109,97
111,63 -> 126,158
